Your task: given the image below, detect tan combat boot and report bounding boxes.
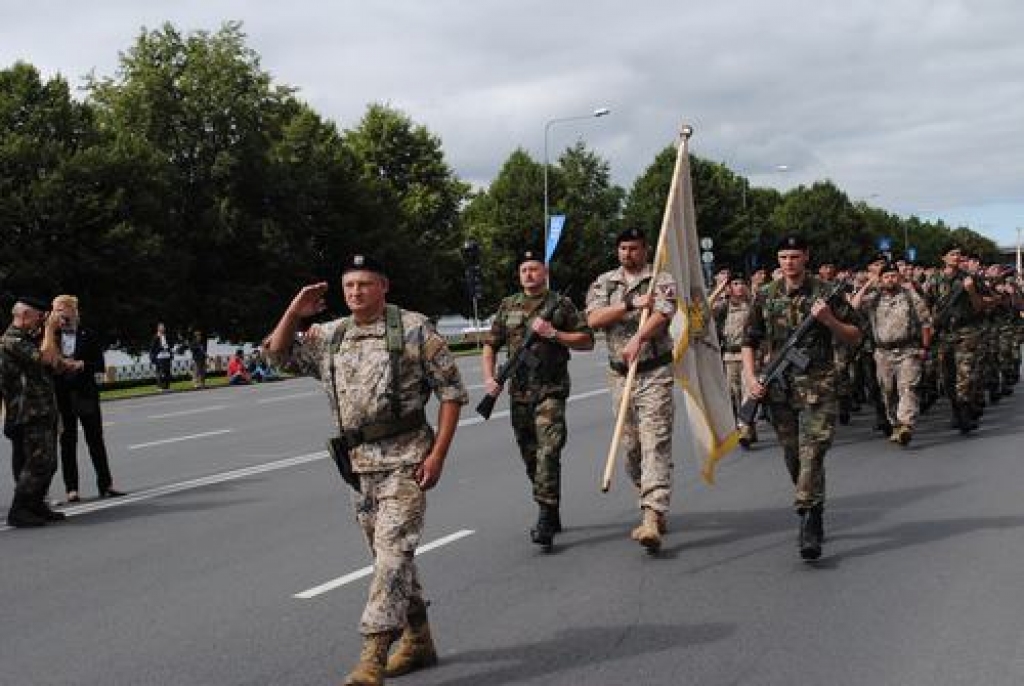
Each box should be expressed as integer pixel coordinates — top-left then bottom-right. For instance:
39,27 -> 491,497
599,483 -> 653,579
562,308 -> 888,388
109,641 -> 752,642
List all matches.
343,632 -> 393,686
384,606 -> 438,678
630,507 -> 662,552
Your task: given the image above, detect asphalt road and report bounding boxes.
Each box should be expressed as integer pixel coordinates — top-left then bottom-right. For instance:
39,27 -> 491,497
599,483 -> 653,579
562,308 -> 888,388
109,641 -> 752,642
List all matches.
2,352 -> 1023,686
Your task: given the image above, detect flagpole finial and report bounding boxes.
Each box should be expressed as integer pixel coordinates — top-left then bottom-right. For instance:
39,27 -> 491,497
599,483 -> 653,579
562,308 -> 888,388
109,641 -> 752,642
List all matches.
680,124 -> 694,140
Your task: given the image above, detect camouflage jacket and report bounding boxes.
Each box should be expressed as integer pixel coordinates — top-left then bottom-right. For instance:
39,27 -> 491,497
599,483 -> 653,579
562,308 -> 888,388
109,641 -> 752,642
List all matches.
0,325 -> 57,425
858,286 -> 931,348
926,269 -> 986,331
485,290 -> 592,403
586,264 -> 677,367
714,298 -> 751,360
270,308 -> 468,473
743,275 -> 859,373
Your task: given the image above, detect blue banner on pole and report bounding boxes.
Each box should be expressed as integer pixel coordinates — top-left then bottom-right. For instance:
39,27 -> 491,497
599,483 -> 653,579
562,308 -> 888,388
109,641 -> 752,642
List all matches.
545,215 -> 566,264
907,246 -> 917,262
878,236 -> 892,252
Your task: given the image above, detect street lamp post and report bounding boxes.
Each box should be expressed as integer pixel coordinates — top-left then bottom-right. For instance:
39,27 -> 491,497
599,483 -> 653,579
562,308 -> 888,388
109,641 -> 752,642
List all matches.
543,107 -> 610,262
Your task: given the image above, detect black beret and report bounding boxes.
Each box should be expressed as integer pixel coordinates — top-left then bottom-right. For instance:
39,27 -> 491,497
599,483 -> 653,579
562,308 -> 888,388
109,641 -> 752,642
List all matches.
940,241 -> 963,256
341,254 -> 386,276
16,295 -> 50,312
616,228 -> 647,245
518,249 -> 544,266
879,260 -> 899,275
776,234 -> 808,252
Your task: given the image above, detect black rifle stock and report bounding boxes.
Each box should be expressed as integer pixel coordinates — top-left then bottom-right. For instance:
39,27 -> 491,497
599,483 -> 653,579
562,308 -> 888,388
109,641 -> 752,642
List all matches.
932,280 -> 965,331
476,291 -> 566,420
737,280 -> 850,427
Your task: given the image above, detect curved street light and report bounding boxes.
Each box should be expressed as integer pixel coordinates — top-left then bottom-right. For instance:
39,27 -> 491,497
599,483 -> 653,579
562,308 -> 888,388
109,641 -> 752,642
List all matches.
543,107 -> 611,264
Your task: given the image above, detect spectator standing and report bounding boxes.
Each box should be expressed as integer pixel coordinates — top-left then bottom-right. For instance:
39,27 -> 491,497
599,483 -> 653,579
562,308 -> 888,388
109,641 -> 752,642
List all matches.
149,322 -> 173,390
188,331 -> 208,389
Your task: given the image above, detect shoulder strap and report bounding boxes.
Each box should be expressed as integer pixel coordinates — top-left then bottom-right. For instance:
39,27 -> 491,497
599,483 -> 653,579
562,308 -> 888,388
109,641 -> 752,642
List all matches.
384,305 -> 404,420
326,319 -> 350,417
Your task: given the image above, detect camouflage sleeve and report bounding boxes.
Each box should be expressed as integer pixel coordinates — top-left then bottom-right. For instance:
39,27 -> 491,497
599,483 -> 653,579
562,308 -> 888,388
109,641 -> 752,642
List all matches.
585,274 -> 610,315
832,295 -> 864,330
652,272 -> 678,318
420,321 -> 469,406
742,293 -> 767,348
268,320 -> 338,380
1,336 -> 42,367
483,299 -> 508,351
910,290 -> 933,328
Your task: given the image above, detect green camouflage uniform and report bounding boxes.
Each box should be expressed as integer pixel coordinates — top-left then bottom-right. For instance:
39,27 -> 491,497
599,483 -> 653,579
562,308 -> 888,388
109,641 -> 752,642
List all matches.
587,265 -> 677,515
926,269 -> 985,408
743,276 -> 858,511
485,290 -> 592,507
1,325 -> 59,505
858,285 -> 931,430
270,308 -> 467,636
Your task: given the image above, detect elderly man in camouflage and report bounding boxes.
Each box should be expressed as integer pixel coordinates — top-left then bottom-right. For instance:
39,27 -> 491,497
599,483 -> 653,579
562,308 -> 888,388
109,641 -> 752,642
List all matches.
2,296 -> 68,527
712,270 -> 757,448
925,244 -> 993,434
481,250 -> 594,550
742,236 -> 862,561
265,255 -> 467,686
852,259 -> 933,446
586,228 -> 677,553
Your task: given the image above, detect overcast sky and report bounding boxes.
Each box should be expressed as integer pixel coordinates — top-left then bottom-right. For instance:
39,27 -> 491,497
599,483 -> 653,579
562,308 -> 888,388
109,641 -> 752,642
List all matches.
3,0 -> 1022,247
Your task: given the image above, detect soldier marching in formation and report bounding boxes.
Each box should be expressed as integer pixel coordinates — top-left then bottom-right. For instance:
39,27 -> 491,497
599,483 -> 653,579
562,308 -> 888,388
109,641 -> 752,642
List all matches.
481,250 -> 594,550
710,268 -> 758,447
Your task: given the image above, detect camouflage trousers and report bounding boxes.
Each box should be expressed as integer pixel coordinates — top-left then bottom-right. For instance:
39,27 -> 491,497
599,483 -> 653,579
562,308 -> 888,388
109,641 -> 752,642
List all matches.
510,396 -> 567,507
353,465 -> 425,636
723,359 -> 745,415
608,366 -> 674,514
937,328 -> 982,405
767,375 -> 837,510
873,348 -> 922,428
13,417 -> 59,501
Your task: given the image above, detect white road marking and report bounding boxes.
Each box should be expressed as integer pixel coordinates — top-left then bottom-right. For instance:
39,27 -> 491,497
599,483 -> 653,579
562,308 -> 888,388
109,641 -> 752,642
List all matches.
128,429 -> 233,450
293,529 -> 476,599
147,405 -> 227,419
256,391 -> 320,404
458,387 -> 608,427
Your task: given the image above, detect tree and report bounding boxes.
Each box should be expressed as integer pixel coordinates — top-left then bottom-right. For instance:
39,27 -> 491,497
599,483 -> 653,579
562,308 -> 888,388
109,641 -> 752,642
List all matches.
342,103 -> 470,315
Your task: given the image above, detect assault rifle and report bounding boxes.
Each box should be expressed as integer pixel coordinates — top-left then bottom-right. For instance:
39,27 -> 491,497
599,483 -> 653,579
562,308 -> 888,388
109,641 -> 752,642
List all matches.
737,280 -> 851,427
476,290 -> 566,420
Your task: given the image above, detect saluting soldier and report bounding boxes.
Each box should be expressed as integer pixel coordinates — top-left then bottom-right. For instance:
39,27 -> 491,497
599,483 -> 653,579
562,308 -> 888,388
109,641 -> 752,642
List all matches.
2,296 -> 68,527
711,269 -> 757,447
265,255 -> 468,686
586,228 -> 677,553
742,236 -> 862,561
852,259 -> 933,446
924,244 -> 993,433
481,250 -> 594,550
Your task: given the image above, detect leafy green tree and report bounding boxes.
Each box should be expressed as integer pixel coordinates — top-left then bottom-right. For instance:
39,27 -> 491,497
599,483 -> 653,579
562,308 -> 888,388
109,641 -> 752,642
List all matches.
342,103 -> 470,315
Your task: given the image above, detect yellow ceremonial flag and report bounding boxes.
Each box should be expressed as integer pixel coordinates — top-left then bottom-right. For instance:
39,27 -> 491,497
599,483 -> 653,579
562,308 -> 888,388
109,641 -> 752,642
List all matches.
657,126 -> 740,484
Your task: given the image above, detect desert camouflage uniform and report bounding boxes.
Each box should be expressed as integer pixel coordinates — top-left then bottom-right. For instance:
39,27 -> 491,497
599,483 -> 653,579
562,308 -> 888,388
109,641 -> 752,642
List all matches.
859,286 -> 931,430
714,298 -> 751,413
743,276 -> 858,511
0,325 -> 59,503
270,308 -> 467,635
485,290 -> 592,507
587,265 -> 676,514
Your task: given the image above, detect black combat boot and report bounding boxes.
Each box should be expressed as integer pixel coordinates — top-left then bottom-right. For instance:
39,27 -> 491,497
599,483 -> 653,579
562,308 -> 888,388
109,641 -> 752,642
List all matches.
29,498 -> 66,522
7,495 -> 48,528
530,504 -> 557,551
798,506 -> 823,561
952,402 -> 977,434
838,398 -> 851,425
550,505 -> 562,534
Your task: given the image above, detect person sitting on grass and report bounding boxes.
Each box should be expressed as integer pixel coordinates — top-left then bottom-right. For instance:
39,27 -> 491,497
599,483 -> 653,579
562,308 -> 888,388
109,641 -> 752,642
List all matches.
227,349 -> 251,385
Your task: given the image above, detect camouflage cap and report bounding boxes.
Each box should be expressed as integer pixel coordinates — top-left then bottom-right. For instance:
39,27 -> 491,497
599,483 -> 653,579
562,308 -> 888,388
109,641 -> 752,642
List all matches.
340,253 -> 386,277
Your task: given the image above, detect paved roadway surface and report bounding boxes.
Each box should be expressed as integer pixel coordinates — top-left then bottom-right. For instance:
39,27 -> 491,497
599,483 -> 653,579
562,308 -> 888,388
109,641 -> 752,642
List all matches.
2,351 -> 1023,686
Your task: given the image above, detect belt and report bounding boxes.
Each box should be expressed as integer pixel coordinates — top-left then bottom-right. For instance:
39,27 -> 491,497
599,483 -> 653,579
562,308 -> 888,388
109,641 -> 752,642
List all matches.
874,339 -> 914,350
341,409 -> 427,448
609,351 -> 673,376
